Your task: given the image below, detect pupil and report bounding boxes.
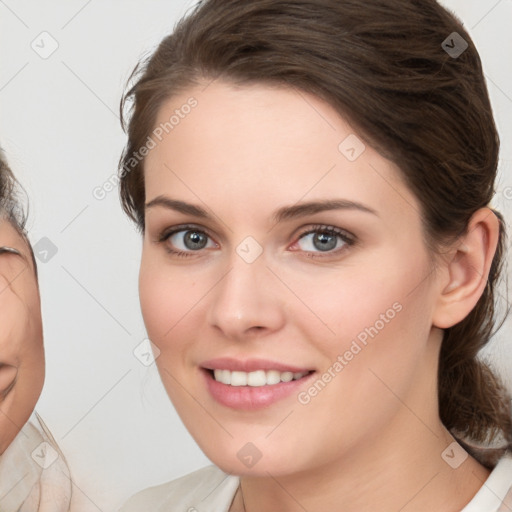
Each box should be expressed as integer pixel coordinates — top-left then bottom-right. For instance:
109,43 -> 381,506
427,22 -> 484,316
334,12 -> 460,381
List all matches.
185,231 -> 207,250
313,233 -> 336,251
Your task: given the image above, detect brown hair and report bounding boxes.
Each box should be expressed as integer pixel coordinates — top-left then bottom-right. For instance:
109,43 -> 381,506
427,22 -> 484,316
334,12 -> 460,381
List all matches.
119,0 -> 511,458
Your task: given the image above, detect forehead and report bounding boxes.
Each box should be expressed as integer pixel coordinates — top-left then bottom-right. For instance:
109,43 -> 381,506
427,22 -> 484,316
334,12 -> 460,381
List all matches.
144,81 -> 420,223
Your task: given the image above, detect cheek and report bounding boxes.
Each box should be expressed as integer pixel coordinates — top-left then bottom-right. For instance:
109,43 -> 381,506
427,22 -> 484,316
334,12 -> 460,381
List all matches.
139,257 -> 203,345
291,247 -> 435,384
322,262 -> 434,396
139,261 -> 170,342
0,349 -> 45,454
290,259 -> 423,341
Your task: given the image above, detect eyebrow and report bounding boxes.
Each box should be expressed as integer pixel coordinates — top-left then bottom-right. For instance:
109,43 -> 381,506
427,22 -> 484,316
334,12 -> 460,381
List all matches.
145,196 -> 378,223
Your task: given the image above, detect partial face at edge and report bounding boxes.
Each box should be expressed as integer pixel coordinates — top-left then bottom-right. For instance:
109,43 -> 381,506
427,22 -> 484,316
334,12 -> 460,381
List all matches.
0,219 -> 44,454
138,80 -> 444,476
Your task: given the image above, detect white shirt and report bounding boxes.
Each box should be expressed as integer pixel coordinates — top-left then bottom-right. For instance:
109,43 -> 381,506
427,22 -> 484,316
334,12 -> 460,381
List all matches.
120,452 -> 512,512
0,413 -> 71,512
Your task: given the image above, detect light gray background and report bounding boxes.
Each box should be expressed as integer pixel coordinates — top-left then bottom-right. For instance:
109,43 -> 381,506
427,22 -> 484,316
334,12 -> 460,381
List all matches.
0,1 -> 511,510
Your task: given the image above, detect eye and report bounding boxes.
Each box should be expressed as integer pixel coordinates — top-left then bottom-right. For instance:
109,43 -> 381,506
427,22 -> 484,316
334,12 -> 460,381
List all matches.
0,247 -> 21,256
291,225 -> 354,255
159,225 -> 217,256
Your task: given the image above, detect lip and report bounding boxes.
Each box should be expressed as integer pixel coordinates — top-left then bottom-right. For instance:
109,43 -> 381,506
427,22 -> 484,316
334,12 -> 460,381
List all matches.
200,358 -> 316,410
201,357 -> 313,373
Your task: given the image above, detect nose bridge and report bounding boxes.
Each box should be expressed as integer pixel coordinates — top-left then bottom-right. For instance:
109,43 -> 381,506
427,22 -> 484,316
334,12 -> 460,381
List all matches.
207,246 -> 284,338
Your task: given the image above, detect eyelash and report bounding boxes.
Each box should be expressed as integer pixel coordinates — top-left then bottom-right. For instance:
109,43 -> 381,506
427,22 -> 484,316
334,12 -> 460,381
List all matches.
157,224 -> 356,259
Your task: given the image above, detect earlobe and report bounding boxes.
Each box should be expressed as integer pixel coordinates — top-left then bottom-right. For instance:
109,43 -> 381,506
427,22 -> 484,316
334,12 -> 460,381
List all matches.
433,208 -> 500,329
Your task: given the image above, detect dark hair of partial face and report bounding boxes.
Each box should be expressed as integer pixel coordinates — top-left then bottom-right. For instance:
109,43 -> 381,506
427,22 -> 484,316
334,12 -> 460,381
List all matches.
118,0 -> 511,462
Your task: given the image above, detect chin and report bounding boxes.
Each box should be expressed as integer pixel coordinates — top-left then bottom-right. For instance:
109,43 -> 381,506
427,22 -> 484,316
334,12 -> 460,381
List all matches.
193,434 -> 304,478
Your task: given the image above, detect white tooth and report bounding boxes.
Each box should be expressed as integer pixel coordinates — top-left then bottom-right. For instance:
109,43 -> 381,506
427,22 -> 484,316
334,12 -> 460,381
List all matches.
266,370 -> 281,385
280,371 -> 293,383
214,369 -> 307,386
247,370 -> 267,387
230,371 -> 247,386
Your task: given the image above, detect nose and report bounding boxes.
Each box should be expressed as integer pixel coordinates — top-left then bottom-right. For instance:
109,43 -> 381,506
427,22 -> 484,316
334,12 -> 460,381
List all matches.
206,253 -> 286,341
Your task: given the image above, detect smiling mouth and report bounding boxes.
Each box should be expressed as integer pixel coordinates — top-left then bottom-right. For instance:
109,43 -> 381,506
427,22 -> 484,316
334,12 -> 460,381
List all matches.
209,369 -> 314,387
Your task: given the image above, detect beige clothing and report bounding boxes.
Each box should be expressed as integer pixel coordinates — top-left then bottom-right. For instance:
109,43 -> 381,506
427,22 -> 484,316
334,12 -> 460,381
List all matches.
0,413 -> 71,512
120,453 -> 512,512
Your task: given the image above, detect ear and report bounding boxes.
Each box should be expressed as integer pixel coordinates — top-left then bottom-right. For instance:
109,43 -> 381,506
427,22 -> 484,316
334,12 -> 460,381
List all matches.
432,208 -> 500,329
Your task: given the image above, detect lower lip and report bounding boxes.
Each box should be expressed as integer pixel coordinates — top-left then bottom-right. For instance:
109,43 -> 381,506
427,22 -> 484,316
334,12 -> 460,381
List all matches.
202,369 -> 315,410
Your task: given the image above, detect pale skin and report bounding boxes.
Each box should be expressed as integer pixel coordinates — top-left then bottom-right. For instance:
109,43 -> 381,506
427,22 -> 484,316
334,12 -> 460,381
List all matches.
0,218 -> 44,454
139,80 -> 498,512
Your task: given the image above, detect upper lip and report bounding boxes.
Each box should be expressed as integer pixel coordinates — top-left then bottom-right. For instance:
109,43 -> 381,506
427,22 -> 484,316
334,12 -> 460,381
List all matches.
201,357 -> 313,373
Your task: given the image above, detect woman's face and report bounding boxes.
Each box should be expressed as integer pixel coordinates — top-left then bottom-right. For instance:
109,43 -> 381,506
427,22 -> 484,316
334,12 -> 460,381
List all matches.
0,219 -> 44,454
139,81 -> 445,476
